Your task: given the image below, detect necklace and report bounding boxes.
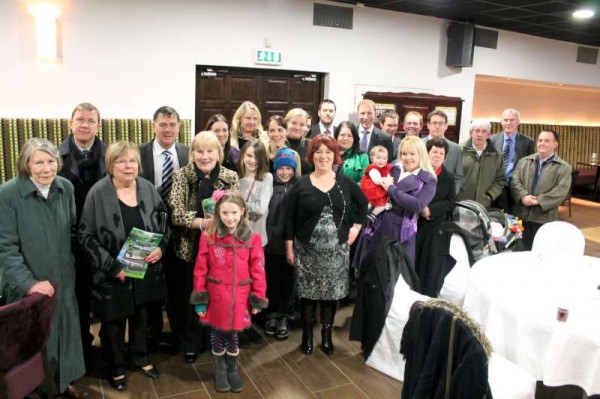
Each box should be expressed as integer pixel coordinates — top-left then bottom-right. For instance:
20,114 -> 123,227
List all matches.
325,180 -> 346,231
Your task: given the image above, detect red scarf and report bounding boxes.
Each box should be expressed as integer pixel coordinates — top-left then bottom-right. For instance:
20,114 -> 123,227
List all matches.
435,165 -> 443,176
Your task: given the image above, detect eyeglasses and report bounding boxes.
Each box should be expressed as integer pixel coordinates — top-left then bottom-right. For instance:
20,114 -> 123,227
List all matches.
428,121 -> 447,126
73,118 -> 99,126
114,159 -> 138,166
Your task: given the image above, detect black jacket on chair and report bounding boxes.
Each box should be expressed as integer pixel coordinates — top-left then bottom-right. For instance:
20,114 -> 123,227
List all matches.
349,236 -> 418,359
416,222 -> 475,298
400,299 -> 493,399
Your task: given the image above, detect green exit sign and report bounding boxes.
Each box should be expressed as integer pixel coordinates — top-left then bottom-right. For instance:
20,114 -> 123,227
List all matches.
255,48 -> 282,65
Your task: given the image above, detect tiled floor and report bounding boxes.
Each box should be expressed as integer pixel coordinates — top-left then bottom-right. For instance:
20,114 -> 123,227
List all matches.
77,302 -> 403,399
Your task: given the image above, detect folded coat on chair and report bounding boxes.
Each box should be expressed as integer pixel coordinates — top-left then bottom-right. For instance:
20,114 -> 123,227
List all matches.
349,237 -> 418,359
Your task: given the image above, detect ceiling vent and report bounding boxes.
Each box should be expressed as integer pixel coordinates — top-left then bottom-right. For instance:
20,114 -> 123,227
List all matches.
576,46 -> 598,65
313,3 -> 353,30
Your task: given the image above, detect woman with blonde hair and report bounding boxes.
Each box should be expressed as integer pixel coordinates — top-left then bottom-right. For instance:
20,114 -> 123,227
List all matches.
169,130 -> 239,363
354,135 -> 437,266
230,101 -> 269,150
284,108 -> 311,175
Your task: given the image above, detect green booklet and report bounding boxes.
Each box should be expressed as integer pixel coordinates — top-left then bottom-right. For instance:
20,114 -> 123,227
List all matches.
117,228 -> 163,279
202,197 -> 216,217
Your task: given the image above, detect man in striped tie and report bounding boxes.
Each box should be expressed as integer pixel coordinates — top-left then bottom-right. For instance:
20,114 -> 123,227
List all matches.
139,106 -> 189,351
490,109 -> 535,213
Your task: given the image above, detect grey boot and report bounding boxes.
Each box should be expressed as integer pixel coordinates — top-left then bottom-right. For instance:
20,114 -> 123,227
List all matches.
226,353 -> 244,392
213,352 -> 230,392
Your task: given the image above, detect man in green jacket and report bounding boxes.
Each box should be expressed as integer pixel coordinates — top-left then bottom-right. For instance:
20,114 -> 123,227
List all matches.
511,130 -> 572,249
457,119 -> 506,209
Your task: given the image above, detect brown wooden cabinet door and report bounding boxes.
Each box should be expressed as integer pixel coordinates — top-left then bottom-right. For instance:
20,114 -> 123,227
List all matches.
364,91 -> 464,143
196,66 -> 323,134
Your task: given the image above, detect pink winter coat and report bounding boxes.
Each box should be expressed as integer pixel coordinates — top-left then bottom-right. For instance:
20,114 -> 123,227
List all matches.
190,224 -> 268,332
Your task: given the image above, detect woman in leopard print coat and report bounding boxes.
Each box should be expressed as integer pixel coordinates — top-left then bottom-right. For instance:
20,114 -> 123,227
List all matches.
169,131 -> 239,361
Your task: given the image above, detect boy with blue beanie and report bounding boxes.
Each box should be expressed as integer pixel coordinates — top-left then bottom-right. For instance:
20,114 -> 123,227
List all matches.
263,148 -> 298,339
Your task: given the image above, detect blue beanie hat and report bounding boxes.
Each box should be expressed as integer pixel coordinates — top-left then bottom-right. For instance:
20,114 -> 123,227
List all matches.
273,148 -> 298,171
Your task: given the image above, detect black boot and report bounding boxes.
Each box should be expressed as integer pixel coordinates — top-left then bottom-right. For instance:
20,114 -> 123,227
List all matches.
301,323 -> 314,354
300,298 -> 316,354
321,322 -> 334,355
320,300 -> 337,355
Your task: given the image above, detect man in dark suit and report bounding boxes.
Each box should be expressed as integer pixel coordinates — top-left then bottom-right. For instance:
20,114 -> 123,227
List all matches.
422,110 -> 463,194
309,99 -> 337,138
379,110 -> 401,159
139,106 -> 189,350
356,99 -> 394,162
58,102 -> 107,364
490,108 -> 535,213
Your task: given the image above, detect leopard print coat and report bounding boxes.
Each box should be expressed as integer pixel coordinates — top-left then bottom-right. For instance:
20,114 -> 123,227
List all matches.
169,162 -> 239,262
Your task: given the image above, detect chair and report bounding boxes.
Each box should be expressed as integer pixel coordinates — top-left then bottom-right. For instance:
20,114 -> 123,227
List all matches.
438,233 -> 471,306
488,353 -> 536,399
532,221 -> 585,257
0,289 -> 56,399
400,299 -> 536,399
561,170 -> 579,217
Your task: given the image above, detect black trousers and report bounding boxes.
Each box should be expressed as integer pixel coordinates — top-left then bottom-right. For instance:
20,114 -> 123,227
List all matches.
100,305 -> 149,376
172,257 -> 209,353
492,186 -> 515,214
265,253 -> 295,320
300,298 -> 337,325
522,221 -> 543,250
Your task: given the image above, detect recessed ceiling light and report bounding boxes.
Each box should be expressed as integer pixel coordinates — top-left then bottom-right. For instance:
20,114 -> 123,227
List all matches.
573,9 -> 595,19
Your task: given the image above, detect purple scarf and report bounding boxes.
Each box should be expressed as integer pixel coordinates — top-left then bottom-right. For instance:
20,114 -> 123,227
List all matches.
399,176 -> 424,243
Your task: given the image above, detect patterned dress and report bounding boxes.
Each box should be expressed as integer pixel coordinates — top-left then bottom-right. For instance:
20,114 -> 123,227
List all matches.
295,205 -> 350,300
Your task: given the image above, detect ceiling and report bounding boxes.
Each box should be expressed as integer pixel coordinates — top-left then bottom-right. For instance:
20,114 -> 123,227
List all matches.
331,0 -> 600,47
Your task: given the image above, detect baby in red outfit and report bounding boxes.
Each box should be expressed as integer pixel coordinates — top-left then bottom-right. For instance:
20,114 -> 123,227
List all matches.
360,145 -> 392,218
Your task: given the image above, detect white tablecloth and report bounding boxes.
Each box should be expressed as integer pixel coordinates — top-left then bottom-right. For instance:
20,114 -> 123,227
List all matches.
463,252 -> 600,395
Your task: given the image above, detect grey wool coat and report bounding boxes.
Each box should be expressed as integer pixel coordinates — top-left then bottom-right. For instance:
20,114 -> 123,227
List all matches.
78,175 -> 169,321
0,175 -> 85,393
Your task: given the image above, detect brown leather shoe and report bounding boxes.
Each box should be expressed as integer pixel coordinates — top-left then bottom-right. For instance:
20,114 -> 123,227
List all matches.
61,384 -> 89,399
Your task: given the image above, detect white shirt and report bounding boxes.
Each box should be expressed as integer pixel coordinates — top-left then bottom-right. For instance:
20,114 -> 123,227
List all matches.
152,141 -> 180,189
398,167 -> 421,182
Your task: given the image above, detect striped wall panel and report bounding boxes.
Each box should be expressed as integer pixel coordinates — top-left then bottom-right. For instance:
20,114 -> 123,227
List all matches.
490,122 -> 600,171
0,118 -> 192,183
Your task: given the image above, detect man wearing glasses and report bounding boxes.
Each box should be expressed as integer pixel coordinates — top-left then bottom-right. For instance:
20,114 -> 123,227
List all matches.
59,102 -> 107,365
422,110 -> 463,194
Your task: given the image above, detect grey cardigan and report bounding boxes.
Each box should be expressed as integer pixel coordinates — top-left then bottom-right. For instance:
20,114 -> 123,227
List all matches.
78,175 -> 169,321
240,173 -> 273,246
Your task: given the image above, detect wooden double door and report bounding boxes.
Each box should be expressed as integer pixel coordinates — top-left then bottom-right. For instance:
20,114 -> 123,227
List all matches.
195,65 -> 325,134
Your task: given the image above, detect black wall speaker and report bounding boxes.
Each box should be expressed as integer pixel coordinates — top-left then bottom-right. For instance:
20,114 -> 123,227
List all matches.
446,22 -> 475,67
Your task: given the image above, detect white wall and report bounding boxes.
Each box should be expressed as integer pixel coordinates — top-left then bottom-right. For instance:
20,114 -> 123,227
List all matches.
1,0 -> 599,141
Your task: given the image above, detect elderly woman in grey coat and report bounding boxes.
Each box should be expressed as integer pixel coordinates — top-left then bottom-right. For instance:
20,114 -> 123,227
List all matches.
78,141 -> 168,391
0,138 -> 86,397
